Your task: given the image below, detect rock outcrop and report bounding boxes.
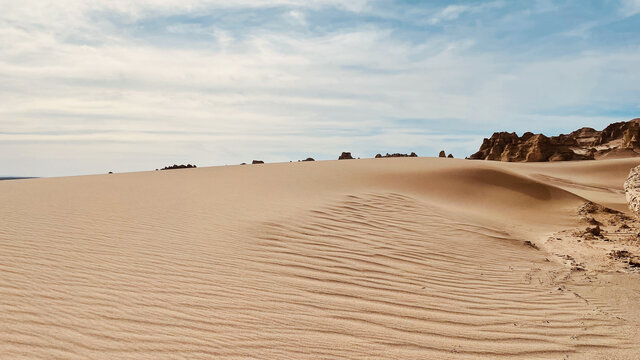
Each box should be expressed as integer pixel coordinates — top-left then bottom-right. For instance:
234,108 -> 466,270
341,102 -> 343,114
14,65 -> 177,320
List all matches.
469,118 -> 640,162
625,165 -> 640,216
160,164 -> 197,170
338,152 -> 354,160
375,152 -> 417,158
439,151 -> 446,158
252,160 -> 264,164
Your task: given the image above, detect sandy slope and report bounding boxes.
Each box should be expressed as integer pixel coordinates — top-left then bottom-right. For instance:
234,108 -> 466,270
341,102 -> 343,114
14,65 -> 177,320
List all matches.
2,157 -> 640,359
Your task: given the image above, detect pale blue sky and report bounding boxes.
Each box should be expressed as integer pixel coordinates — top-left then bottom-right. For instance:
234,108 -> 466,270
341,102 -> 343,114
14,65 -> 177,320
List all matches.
1,0 -> 639,176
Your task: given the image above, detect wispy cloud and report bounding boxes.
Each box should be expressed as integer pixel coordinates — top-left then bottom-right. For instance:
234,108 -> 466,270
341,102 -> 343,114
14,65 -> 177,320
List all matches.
620,0 -> 640,16
0,0 -> 638,176
428,1 -> 504,25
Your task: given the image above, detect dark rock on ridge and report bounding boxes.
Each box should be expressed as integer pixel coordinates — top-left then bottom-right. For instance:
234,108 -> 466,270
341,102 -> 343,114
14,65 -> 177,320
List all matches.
252,160 -> 264,164
375,152 -> 418,158
160,164 -> 197,170
338,152 -> 354,160
439,150 -> 446,158
469,118 -> 640,162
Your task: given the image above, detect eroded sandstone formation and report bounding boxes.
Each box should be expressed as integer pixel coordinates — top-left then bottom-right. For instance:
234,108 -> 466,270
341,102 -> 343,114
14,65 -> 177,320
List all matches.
624,165 -> 640,216
469,118 -> 640,162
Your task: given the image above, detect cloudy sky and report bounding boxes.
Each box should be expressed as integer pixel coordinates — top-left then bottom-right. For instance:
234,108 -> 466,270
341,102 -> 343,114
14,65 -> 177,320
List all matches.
1,0 -> 639,176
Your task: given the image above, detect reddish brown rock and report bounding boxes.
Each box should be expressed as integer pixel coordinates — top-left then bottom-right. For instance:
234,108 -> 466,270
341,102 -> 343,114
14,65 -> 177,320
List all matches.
338,152 -> 354,160
469,118 -> 640,162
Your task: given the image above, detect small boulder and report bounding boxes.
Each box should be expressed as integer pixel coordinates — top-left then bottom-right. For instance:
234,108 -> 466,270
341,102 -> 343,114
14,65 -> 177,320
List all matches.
447,154 -> 453,158
302,158 -> 315,162
585,225 -> 602,237
439,150 -> 446,158
252,160 -> 264,164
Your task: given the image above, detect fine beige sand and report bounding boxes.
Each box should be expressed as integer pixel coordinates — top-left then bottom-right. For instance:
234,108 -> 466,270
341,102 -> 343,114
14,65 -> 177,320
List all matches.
2,157 -> 640,359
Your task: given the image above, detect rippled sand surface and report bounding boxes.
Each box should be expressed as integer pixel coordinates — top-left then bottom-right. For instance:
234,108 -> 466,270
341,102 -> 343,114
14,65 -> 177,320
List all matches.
2,158 -> 640,359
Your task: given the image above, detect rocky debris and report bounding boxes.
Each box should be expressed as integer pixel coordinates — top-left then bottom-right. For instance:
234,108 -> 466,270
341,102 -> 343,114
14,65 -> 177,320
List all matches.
160,164 -> 197,170
578,201 -> 626,220
338,152 -> 354,160
524,240 -> 539,250
252,160 -> 264,164
375,152 -> 418,158
624,165 -> 640,217
469,118 -> 640,162
439,150 -> 446,158
584,225 -> 602,237
583,217 -> 601,226
610,250 -> 631,259
547,201 -> 640,273
575,201 -> 638,240
578,201 -> 605,215
609,250 -> 640,268
447,154 -> 454,158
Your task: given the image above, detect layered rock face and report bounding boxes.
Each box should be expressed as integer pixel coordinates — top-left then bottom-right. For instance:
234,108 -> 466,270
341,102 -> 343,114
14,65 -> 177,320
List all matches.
469,118 -> 640,162
625,165 -> 640,216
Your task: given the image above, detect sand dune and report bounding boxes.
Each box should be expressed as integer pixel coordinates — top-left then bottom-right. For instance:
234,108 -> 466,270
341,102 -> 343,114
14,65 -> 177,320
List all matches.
2,157 -> 640,359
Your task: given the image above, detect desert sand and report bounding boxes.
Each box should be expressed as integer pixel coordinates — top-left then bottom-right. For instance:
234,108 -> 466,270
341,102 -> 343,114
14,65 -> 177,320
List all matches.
2,157 -> 640,359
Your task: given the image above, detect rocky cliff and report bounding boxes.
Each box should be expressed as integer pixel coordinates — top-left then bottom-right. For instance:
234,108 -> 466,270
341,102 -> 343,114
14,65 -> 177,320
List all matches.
469,118 -> 640,162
